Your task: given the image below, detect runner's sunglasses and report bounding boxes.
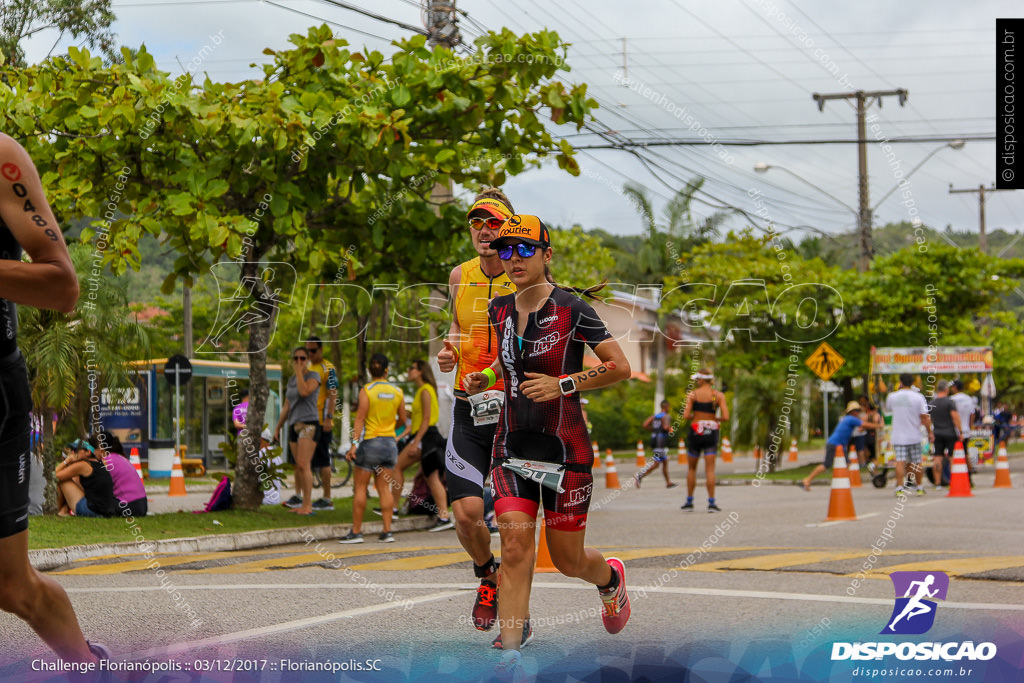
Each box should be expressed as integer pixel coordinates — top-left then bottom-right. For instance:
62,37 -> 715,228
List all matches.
497,243 -> 539,260
468,216 -> 505,230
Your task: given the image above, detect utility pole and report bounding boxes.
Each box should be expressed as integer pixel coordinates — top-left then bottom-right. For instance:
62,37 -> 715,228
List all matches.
423,2 -> 461,435
423,1 -> 461,49
948,183 -> 1013,254
813,89 -> 908,272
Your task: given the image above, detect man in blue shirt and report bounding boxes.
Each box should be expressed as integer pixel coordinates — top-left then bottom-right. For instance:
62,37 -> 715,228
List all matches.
802,401 -> 884,491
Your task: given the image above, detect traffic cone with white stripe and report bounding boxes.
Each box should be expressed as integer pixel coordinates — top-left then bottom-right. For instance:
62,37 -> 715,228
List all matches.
605,450 -> 620,489
788,438 -> 799,463
678,440 -> 686,464
129,447 -> 144,480
825,446 -> 857,521
993,442 -> 1012,488
946,442 -> 973,497
635,441 -> 646,468
753,444 -> 761,461
721,437 -> 733,463
168,449 -> 187,497
592,441 -> 602,469
848,447 -> 862,487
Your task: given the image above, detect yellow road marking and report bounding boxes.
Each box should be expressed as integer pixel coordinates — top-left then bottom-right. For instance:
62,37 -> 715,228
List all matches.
51,549 -> 284,575
179,546 -> 442,574
853,556 -> 1024,579
687,550 -> 872,572
348,551 -> 496,571
607,546 -> 781,562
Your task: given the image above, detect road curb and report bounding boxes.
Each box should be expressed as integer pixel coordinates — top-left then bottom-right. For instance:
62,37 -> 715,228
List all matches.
29,516 -> 436,572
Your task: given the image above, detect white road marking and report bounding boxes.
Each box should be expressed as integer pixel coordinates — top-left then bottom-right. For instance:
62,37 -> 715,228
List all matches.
123,589 -> 462,659
66,581 -> 1024,612
805,512 -> 880,528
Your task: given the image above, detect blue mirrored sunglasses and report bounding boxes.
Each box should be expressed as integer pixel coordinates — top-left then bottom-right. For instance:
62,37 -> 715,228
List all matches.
497,243 -> 539,260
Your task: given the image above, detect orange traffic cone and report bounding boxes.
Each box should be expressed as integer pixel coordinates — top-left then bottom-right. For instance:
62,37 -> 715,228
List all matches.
788,438 -> 799,463
994,442 -> 1012,488
753,444 -> 761,461
605,450 -> 620,489
848,447 -> 862,487
592,441 -> 602,469
721,437 -> 733,463
946,442 -> 973,497
825,446 -> 857,521
535,522 -> 557,573
678,440 -> 686,464
168,449 -> 187,497
635,441 -> 646,468
129,447 -> 144,480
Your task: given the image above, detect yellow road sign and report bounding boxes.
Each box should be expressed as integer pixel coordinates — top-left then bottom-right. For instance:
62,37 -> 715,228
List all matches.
806,342 -> 845,380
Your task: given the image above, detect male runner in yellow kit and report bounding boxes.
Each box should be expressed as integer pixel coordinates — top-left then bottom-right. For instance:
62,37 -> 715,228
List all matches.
436,189 -> 519,640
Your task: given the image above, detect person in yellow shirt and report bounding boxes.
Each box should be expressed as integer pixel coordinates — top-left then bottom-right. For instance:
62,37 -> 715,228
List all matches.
390,360 -> 452,531
340,353 -> 406,544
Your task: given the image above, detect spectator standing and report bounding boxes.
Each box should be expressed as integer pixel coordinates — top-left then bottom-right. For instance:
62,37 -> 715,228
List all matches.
274,347 -> 321,515
339,353 -> 406,543
885,374 -> 932,496
305,336 -> 338,511
927,381 -> 961,491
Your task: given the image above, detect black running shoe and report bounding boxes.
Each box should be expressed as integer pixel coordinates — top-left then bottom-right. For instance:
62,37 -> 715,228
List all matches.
473,579 -> 498,631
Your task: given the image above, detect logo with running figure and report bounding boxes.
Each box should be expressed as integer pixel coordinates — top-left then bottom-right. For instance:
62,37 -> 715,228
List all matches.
881,571 -> 949,635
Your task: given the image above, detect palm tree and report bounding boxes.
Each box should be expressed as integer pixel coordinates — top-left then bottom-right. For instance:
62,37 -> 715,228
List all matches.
19,243 -> 149,512
621,178 -> 726,409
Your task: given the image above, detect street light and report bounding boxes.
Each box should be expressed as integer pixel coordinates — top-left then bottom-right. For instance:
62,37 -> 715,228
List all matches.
753,162 -> 859,216
871,140 -> 965,210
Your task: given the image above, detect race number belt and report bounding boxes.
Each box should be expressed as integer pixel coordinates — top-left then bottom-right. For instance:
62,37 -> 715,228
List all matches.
468,389 -> 504,426
692,420 -> 719,435
501,457 -> 566,493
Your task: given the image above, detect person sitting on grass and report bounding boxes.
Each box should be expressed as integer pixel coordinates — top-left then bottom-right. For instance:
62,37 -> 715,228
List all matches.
802,401 -> 884,491
55,438 -> 117,518
95,431 -> 148,517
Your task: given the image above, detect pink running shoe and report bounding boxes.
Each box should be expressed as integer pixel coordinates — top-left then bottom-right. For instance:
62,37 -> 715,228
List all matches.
598,557 -> 631,634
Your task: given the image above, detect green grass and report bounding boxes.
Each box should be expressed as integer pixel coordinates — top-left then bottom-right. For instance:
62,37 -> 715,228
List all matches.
720,464 -> 817,481
28,497 -> 359,550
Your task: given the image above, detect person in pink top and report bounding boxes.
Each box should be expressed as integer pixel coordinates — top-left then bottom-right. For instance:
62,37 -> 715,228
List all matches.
94,431 -> 148,517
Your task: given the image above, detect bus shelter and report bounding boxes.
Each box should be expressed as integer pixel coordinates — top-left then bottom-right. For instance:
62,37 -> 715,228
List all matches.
98,358 -> 283,476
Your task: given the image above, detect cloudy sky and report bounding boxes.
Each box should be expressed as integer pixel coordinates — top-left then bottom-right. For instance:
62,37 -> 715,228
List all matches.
23,0 -> 1020,245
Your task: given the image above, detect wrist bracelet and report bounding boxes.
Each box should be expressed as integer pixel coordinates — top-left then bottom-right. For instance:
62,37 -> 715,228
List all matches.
482,367 -> 497,389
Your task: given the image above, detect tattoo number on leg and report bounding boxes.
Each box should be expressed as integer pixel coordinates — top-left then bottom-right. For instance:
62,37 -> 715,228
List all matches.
44,228 -> 59,241
31,214 -> 47,227
12,182 -> 27,197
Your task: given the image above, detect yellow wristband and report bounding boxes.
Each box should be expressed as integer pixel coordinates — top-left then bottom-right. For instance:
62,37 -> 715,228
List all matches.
482,367 -> 497,389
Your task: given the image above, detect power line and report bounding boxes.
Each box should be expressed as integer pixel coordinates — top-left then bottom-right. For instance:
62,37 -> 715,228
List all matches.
569,134 -> 993,148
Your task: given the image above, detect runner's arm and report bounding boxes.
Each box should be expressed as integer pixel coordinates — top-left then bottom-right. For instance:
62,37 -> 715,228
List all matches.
463,356 -> 501,395
437,266 -> 461,373
716,391 -> 730,422
643,415 -> 654,429
521,338 -> 630,402
681,394 -> 694,422
0,134 -> 78,312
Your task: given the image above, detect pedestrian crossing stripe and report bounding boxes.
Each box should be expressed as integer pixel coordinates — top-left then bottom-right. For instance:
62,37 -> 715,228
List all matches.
47,545 -> 1019,580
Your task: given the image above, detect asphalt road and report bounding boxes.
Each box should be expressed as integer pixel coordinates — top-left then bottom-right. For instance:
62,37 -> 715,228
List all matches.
3,458 -> 1023,682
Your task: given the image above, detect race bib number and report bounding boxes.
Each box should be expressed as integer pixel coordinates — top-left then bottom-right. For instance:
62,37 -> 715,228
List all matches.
692,420 -> 719,435
469,390 -> 504,426
501,457 -> 566,493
